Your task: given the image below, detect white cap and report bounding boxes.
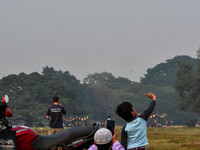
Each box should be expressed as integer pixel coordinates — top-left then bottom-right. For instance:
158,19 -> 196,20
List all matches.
94,128 -> 112,145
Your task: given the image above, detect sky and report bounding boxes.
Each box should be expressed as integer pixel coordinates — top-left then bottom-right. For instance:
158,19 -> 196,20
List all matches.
0,0 -> 200,82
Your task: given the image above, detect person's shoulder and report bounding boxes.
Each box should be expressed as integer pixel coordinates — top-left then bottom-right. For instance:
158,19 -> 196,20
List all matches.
58,104 -> 64,108
128,117 -> 145,123
48,105 -> 54,108
138,116 -> 147,122
88,144 -> 97,150
56,104 -> 65,109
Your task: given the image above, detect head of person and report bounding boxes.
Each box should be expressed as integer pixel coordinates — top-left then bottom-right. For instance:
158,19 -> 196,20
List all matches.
52,96 -> 59,103
94,128 -> 112,150
116,101 -> 136,122
51,144 -> 67,150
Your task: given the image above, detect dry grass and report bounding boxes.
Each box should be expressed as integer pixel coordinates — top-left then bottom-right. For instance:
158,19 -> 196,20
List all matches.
116,126 -> 200,150
34,126 -> 200,150
146,127 -> 200,150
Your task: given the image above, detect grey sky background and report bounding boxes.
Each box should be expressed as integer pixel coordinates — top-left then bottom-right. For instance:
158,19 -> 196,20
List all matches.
0,0 -> 200,82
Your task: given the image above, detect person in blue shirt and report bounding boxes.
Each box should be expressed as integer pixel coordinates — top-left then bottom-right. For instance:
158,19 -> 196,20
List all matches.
116,92 -> 156,150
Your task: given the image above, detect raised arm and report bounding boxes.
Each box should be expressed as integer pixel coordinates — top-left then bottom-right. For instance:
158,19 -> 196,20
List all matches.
140,92 -> 156,121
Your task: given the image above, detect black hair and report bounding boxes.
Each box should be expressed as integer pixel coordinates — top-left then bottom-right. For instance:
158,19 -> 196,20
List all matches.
96,141 -> 112,150
53,96 -> 59,102
50,144 -> 67,150
116,101 -> 134,122
0,102 -> 7,119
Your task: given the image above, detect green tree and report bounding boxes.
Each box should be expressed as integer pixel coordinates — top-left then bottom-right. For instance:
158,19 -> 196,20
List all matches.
175,49 -> 200,113
83,72 -> 134,89
42,66 -> 80,88
83,72 -> 115,85
141,56 -> 196,87
175,62 -> 193,99
0,72 -> 80,126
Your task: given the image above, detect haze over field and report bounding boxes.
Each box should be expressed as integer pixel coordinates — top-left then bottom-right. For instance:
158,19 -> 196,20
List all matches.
1,0 -> 200,82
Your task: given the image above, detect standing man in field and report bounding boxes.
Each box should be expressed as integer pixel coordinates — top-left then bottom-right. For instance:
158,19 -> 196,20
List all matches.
46,96 -> 66,135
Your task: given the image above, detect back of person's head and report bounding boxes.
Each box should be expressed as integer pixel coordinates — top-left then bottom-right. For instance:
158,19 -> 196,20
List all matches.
94,128 -> 112,150
51,144 -> 67,150
117,102 -> 134,122
53,96 -> 59,103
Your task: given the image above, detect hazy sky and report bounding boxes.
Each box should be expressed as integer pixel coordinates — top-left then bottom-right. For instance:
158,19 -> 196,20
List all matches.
1,0 -> 200,82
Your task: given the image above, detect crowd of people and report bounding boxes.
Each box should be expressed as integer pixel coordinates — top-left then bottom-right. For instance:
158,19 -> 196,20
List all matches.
46,92 -> 157,150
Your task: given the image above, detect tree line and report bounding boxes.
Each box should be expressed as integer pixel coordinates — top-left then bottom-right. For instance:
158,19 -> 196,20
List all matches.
175,49 -> 200,114
0,55 -> 199,126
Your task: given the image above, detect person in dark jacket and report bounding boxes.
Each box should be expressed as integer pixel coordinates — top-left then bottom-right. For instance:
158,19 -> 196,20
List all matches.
116,92 -> 156,150
46,96 -> 66,135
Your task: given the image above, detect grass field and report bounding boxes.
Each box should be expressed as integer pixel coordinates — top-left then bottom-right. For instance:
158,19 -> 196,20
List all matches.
33,126 -> 200,150
146,127 -> 200,150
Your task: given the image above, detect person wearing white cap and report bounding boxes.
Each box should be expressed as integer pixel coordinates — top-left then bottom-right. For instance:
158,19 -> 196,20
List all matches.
88,128 -> 125,150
